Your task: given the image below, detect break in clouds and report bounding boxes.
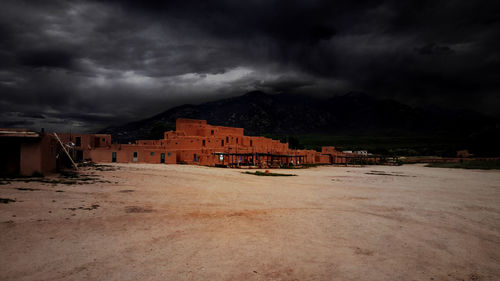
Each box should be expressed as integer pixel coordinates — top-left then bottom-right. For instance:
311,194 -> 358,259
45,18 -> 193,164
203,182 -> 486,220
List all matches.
0,0 -> 499,132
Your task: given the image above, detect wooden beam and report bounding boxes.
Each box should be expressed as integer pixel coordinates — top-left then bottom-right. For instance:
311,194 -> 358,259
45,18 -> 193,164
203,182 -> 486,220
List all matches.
53,133 -> 78,170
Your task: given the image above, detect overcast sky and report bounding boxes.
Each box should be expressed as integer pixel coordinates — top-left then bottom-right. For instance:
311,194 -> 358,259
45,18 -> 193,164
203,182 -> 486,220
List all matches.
1,0 -> 499,132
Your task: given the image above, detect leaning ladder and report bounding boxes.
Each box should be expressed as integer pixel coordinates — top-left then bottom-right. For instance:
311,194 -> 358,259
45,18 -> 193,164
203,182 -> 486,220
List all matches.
53,133 -> 78,170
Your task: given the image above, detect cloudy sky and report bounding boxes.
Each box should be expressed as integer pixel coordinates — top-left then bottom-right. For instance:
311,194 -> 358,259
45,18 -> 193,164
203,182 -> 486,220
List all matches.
1,0 -> 499,132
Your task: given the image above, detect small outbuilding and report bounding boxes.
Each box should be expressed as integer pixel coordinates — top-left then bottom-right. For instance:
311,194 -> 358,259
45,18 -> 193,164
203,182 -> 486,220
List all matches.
0,128 -> 58,176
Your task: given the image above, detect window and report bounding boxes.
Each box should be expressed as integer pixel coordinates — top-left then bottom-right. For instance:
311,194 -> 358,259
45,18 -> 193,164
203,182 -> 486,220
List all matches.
202,140 -> 206,146
226,136 -> 229,143
211,130 -> 214,135
236,137 -> 238,144
250,140 -> 253,147
133,152 -> 138,157
150,152 -> 155,156
167,152 -> 172,157
75,137 -> 81,147
221,140 -> 224,146
102,138 -> 105,142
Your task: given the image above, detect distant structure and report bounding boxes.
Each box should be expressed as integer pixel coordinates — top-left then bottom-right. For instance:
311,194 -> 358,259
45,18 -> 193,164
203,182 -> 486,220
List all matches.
71,118 -> 374,167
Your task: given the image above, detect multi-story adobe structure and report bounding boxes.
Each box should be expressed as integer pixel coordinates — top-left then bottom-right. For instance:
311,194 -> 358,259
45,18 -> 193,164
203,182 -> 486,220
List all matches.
76,118 -> 358,167
1,119 -> 384,176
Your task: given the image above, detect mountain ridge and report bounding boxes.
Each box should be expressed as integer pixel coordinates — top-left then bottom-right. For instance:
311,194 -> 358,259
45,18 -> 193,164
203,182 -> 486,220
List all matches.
99,91 -> 497,144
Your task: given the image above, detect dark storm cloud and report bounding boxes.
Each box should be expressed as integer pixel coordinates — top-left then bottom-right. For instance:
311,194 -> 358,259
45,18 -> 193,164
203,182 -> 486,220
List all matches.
415,43 -> 454,56
256,76 -> 316,93
17,48 -> 78,69
18,112 -> 46,119
0,0 -> 499,132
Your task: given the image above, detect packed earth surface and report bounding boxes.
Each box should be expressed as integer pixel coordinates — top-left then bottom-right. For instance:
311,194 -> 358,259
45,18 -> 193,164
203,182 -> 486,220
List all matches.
1,164 -> 499,281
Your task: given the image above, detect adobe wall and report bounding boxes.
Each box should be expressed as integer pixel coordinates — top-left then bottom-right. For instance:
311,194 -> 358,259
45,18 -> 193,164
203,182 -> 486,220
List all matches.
176,149 -> 204,164
137,140 -> 165,146
314,153 -> 331,164
19,135 -> 57,176
40,134 -> 58,174
176,118 -> 244,137
322,146 -> 336,154
19,140 -> 42,175
58,133 -> 111,149
89,145 -> 176,164
58,133 -> 112,161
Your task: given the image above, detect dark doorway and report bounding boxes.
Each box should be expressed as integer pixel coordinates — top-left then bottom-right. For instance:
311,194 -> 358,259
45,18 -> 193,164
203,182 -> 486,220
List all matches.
160,153 -> 165,163
76,150 -> 83,162
0,140 -> 20,176
193,153 -> 197,162
112,152 -> 117,162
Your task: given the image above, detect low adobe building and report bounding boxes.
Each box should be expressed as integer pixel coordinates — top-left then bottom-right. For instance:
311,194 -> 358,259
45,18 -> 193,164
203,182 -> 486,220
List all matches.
85,118 -> 355,167
0,128 -> 58,176
57,133 -> 111,162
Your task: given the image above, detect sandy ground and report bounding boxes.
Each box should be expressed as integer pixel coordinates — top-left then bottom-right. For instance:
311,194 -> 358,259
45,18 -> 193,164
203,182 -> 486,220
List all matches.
1,164 -> 499,281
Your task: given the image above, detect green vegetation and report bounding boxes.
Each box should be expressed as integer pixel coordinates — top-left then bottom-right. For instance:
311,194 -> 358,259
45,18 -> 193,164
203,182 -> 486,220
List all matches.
264,133 -> 476,157
425,160 -> 500,170
281,163 -> 324,169
297,134 -> 468,156
242,171 -> 297,176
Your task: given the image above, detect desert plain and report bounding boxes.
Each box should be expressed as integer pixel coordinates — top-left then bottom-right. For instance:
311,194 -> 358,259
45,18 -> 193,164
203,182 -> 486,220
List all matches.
1,163 -> 499,281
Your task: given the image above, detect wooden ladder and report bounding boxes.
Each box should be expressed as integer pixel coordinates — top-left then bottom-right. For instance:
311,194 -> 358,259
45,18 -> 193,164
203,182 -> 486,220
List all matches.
53,133 -> 78,170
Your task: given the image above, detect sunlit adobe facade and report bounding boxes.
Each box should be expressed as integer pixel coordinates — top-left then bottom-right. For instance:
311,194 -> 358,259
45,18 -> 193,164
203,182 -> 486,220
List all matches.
87,118 -> 351,167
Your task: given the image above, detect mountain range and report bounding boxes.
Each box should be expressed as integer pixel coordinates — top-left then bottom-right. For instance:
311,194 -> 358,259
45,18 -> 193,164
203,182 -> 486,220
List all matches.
100,91 -> 497,145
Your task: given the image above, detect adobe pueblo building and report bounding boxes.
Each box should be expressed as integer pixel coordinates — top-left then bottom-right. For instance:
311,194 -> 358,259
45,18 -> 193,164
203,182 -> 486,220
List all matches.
1,119 -> 385,176
69,118 -> 364,167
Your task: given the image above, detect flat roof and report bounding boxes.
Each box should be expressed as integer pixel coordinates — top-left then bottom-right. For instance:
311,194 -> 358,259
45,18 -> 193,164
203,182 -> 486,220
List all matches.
0,128 -> 40,138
